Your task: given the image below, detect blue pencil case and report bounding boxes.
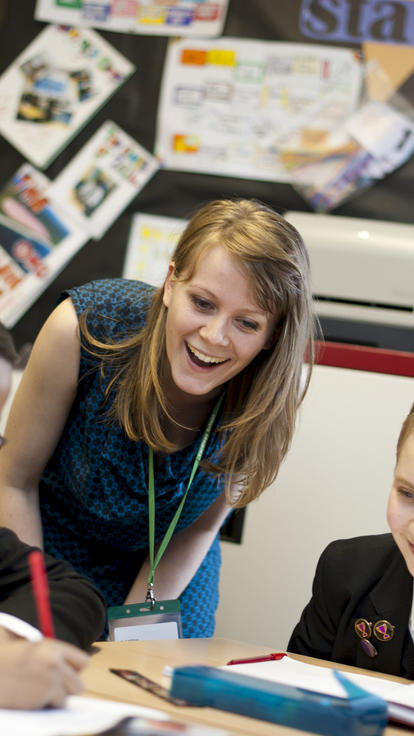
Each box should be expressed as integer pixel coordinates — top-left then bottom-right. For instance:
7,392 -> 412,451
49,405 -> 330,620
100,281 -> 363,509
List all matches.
169,665 -> 387,736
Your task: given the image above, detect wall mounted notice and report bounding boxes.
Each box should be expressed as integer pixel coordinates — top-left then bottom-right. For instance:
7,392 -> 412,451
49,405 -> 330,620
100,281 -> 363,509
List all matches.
0,164 -> 87,326
123,213 -> 187,284
35,0 -> 229,38
49,121 -> 160,239
155,38 -> 363,182
0,25 -> 135,168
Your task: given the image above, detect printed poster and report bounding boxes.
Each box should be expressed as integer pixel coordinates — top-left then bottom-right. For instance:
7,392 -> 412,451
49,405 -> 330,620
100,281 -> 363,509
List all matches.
123,213 -> 187,284
155,38 -> 363,182
49,121 -> 160,239
0,164 -> 87,326
288,96 -> 414,211
35,0 -> 229,38
0,25 -> 135,168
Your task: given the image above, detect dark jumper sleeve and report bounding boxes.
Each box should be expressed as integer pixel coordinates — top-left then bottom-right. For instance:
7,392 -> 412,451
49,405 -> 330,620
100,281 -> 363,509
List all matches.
0,527 -> 106,649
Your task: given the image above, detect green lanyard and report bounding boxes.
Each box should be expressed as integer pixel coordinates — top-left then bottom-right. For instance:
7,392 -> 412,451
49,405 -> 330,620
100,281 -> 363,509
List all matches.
146,392 -> 224,605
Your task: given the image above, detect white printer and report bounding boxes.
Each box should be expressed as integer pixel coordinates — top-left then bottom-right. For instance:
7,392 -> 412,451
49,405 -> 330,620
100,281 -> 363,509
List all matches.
285,211 -> 414,351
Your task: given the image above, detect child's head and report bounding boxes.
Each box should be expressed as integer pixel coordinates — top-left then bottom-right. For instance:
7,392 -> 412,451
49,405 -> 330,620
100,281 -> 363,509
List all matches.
387,404 -> 414,575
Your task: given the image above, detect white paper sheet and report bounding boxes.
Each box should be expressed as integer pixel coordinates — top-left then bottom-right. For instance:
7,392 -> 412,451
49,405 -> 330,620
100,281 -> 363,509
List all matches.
224,655 -> 414,708
155,38 -> 363,182
0,695 -> 165,736
123,213 -> 187,284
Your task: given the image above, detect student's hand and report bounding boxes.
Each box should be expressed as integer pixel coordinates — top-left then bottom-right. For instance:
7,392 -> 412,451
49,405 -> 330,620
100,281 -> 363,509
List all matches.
0,638 -> 88,709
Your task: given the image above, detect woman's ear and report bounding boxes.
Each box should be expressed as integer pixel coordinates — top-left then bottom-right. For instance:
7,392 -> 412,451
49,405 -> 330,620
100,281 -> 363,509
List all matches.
162,262 -> 175,308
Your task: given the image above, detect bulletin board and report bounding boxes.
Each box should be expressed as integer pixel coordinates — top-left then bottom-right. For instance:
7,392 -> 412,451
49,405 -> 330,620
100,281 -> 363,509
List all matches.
1,0 -> 413,350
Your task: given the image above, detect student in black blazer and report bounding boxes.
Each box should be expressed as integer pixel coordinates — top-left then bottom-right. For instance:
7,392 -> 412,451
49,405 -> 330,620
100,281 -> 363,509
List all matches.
0,325 -> 106,709
289,403 -> 414,680
0,525 -> 106,648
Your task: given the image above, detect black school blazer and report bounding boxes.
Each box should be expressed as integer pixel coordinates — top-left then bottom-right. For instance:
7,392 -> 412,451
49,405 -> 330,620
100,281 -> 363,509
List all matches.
0,527 -> 106,649
288,533 -> 414,679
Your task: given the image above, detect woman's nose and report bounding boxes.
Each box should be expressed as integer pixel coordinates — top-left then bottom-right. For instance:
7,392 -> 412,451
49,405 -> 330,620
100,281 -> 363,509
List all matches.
199,317 -> 230,346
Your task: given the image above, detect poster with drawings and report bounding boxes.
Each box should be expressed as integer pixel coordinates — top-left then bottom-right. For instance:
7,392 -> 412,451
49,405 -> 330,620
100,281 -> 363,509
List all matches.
35,0 -> 230,38
49,121 -> 160,239
123,213 -> 187,285
0,25 -> 135,168
0,164 -> 87,326
155,38 -> 363,182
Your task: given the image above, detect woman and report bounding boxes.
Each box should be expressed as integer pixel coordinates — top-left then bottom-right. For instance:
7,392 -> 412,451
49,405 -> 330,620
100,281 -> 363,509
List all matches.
289,404 -> 414,679
0,199 -> 315,637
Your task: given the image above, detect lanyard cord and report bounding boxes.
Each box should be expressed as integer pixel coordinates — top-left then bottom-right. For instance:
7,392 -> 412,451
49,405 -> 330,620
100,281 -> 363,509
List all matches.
147,392 -> 224,600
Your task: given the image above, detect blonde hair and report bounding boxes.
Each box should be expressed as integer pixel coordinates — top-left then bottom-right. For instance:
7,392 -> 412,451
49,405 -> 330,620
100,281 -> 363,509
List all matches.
81,199 -> 316,506
396,404 -> 414,461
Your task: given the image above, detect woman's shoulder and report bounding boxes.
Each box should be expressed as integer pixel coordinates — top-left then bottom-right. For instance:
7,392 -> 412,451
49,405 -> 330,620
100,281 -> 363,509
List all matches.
59,278 -> 156,338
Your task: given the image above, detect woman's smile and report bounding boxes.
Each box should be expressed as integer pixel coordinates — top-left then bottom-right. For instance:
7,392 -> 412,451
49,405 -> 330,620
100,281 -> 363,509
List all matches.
186,342 -> 230,368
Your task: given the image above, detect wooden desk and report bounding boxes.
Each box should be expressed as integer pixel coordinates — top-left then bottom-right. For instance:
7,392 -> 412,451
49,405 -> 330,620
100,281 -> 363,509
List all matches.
82,638 -> 411,736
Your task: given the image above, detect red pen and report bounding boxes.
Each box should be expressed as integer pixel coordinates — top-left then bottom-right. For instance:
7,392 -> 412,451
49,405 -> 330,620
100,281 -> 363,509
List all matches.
29,549 -> 55,638
226,652 -> 285,665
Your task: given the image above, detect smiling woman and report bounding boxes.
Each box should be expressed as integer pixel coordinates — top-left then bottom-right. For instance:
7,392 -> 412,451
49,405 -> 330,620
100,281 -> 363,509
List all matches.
0,198 -> 316,639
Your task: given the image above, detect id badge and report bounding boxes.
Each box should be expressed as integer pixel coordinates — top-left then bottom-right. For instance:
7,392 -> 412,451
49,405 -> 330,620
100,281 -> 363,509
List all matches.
107,599 -> 182,642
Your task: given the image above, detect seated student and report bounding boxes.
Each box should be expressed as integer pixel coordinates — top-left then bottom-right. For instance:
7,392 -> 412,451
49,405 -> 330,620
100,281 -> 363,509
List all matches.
289,403 -> 414,680
0,324 -> 106,708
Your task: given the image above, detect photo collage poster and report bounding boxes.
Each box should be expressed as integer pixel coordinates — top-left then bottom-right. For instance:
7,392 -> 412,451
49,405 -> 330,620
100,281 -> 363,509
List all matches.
0,24 -> 135,168
49,121 -> 160,239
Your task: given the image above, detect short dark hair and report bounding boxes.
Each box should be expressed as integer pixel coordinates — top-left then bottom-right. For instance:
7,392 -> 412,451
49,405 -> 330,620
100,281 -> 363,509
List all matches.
0,323 -> 18,366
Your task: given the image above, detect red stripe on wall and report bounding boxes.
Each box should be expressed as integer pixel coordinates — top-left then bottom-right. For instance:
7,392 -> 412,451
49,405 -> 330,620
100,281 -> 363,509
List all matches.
312,341 -> 414,377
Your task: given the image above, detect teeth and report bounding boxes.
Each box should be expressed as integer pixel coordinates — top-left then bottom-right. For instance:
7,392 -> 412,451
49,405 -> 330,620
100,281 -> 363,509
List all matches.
188,343 -> 227,365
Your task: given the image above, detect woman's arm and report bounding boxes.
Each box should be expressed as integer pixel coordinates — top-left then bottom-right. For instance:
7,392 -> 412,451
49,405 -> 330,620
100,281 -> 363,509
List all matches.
0,298 -> 80,547
124,489 -> 232,604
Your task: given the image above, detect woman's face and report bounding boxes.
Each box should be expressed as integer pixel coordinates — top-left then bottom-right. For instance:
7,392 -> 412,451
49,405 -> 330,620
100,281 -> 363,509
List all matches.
387,431 -> 414,576
162,244 -> 276,401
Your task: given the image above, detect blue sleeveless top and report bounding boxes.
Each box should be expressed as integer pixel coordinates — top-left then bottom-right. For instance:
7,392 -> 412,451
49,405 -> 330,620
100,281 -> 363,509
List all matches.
39,278 -> 225,637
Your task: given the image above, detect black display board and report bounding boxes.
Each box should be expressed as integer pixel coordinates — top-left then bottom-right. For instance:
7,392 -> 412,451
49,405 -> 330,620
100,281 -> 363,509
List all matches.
1,0 -> 413,351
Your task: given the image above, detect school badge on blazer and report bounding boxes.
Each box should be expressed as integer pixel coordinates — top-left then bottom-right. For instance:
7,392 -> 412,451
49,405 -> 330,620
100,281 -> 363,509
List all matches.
354,617 -> 395,658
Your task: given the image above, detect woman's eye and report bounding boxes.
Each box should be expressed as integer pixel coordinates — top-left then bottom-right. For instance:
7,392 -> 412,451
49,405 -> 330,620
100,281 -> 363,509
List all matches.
191,295 -> 212,311
238,319 -> 259,332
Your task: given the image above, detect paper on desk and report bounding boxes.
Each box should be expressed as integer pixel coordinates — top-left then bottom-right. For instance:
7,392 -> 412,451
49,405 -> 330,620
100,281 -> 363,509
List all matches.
224,656 -> 414,707
0,695 -> 166,736
0,694 -> 231,736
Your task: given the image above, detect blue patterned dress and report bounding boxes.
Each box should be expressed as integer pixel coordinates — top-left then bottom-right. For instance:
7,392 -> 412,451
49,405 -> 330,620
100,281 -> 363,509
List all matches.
39,279 -> 225,637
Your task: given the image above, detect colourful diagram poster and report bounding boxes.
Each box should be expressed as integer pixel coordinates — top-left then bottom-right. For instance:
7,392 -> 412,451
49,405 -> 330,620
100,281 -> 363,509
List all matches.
123,213 -> 187,285
155,38 -> 363,182
0,25 -> 135,169
0,164 -> 87,326
35,0 -> 229,38
49,121 -> 160,239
